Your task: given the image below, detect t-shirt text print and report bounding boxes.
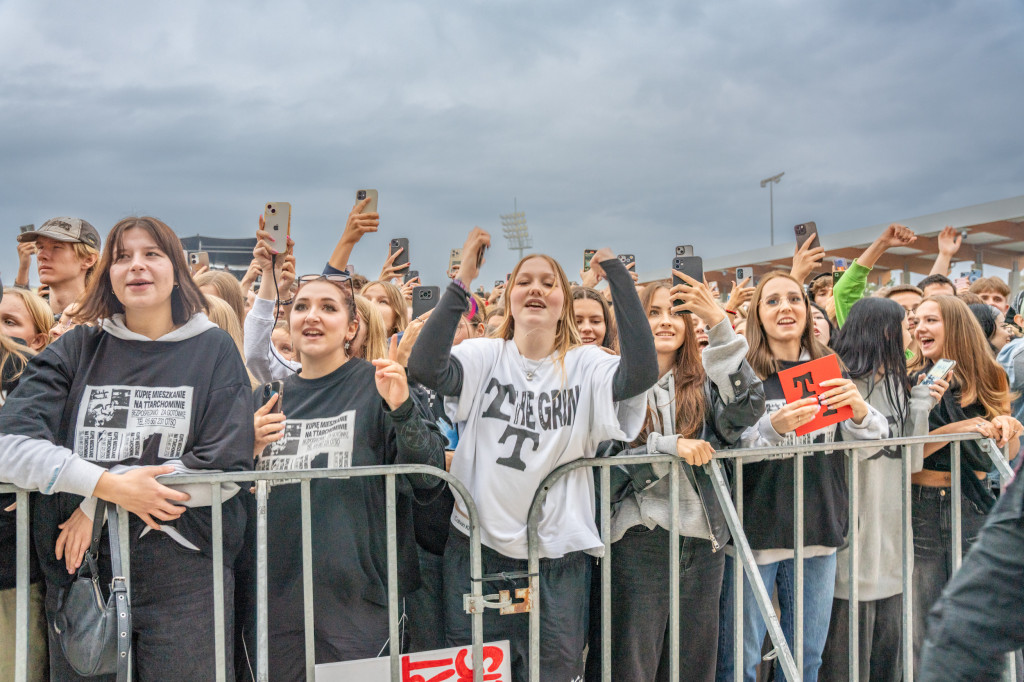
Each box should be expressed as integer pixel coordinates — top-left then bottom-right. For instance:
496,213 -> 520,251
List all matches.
257,410 -> 355,472
75,385 -> 193,462
480,378 -> 582,471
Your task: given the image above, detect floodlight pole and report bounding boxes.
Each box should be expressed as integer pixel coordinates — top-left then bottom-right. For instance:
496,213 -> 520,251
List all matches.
500,198 -> 532,262
760,172 -> 784,245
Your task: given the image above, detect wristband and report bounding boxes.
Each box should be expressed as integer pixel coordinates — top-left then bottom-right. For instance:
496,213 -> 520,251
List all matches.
278,297 -> 294,306
725,309 -> 738,316
451,278 -> 470,295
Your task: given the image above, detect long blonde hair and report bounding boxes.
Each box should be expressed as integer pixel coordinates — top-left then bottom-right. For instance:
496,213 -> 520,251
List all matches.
918,295 -> 1011,418
3,288 -> 54,350
361,281 -> 408,336
205,295 -> 259,388
495,254 -> 581,370
354,295 -> 388,361
744,272 -> 832,379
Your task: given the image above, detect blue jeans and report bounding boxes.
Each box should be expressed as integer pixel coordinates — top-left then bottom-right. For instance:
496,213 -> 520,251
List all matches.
716,552 -> 837,682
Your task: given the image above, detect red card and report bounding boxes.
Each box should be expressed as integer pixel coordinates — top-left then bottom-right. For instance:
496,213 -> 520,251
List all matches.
777,354 -> 853,437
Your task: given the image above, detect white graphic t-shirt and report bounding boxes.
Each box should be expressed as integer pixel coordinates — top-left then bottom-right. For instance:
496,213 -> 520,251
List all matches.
447,339 -> 645,559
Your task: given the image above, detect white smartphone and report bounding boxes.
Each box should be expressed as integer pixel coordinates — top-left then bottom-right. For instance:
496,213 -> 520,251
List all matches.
264,202 -> 292,241
921,358 -> 956,386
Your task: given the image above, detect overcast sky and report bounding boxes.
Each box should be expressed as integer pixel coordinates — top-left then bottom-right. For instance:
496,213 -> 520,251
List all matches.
1,0 -> 1022,286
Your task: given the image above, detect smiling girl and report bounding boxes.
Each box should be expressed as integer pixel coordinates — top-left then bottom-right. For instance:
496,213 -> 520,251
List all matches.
409,228 -> 657,682
716,272 -> 888,682
0,216 -> 254,680
909,295 -> 1021,669
249,272 -> 446,679
572,286 -> 617,350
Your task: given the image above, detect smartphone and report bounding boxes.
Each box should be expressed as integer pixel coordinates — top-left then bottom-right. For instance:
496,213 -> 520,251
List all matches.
671,256 -> 704,313
617,254 -> 636,269
356,189 -> 378,213
961,269 -> 983,283
583,249 -> 597,272
390,238 -> 410,271
448,248 -> 463,276
794,221 -> 821,250
412,286 -> 440,318
188,251 -> 210,274
832,271 -> 845,286
262,381 -> 284,414
921,358 -> 956,386
833,258 -> 848,270
19,224 -> 34,234
735,267 -> 753,283
403,269 -> 420,284
494,279 -> 504,288
675,245 -> 694,257
476,245 -> 488,269
264,202 -> 292,241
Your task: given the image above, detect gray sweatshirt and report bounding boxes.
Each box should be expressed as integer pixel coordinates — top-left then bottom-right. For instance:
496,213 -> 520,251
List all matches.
610,319 -> 750,542
834,380 -> 933,601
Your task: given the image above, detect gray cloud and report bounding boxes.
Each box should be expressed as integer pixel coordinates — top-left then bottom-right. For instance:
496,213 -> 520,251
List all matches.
0,0 -> 1021,287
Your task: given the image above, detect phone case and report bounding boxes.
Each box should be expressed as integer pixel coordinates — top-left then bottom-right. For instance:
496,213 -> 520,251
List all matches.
264,202 -> 292,240
672,256 -> 704,314
675,245 -> 694,257
583,249 -> 597,272
390,238 -> 410,270
412,286 -> 440,318
404,270 -> 420,284
794,222 -> 820,250
448,248 -> 463,274
356,189 -> 378,214
618,254 -> 636,268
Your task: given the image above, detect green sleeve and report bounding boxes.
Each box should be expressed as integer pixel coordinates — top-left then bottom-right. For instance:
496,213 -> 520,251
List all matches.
834,260 -> 871,328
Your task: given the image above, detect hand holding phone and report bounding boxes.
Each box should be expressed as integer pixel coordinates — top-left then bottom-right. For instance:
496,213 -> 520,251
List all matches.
264,202 -> 292,246
671,256 -> 704,313
412,286 -> 441,318
390,238 -> 410,271
921,359 -> 956,386
188,251 -> 210,275
356,189 -> 378,214
794,221 -> 821,250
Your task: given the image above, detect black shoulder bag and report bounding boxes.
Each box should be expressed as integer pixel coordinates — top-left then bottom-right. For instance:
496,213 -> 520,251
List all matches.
53,499 -> 131,681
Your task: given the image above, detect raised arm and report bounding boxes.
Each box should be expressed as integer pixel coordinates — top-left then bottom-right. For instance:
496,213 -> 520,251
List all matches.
834,223 -> 917,327
326,197 -> 379,273
407,227 -> 491,395
591,251 -> 658,401
929,226 -> 962,277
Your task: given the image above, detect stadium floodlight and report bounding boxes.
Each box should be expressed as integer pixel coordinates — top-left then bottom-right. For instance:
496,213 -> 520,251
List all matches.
760,172 -> 784,245
500,199 -> 533,262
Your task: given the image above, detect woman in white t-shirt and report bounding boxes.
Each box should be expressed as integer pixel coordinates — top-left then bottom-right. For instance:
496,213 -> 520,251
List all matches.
408,228 -> 658,682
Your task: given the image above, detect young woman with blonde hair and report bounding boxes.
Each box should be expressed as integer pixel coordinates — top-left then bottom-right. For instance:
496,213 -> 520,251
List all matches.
409,228 -> 658,681
0,287 -> 53,351
361,280 -> 408,337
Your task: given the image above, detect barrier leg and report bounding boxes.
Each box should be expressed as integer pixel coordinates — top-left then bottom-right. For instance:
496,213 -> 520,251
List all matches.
386,475 -> 400,681
600,466 -> 612,682
901,445 -> 914,681
848,451 -> 859,682
14,490 -> 29,682
256,481 -> 269,681
301,480 -> 316,680
211,484 -> 227,682
709,460 -> 798,681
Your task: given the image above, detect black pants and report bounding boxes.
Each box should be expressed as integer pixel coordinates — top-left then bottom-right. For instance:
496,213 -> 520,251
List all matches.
820,594 -> 903,682
443,529 -> 589,682
919,477 -> 1024,681
588,525 -> 724,682
45,532 -> 234,681
406,544 -> 446,653
911,485 -> 986,673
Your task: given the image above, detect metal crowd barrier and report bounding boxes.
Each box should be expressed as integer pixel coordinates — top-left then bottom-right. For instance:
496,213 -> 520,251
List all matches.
3,464 -> 489,682
525,432 -> 1016,682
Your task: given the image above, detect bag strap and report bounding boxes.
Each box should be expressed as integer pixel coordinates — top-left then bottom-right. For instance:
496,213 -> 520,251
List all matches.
99,500 -> 131,682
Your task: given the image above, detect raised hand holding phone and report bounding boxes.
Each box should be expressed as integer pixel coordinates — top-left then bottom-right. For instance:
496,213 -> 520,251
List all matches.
669,269 -> 725,327
342,196 -> 379,246
456,227 -> 490,285
586,248 -> 616,280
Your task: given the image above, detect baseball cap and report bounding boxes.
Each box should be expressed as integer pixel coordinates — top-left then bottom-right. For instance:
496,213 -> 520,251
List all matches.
17,217 -> 101,250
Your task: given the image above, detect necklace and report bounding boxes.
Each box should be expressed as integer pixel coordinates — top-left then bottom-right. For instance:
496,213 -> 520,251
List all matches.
517,350 -> 549,381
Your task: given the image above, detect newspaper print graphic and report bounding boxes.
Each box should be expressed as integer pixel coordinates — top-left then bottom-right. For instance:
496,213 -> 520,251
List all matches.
257,410 -> 355,472
75,385 -> 193,462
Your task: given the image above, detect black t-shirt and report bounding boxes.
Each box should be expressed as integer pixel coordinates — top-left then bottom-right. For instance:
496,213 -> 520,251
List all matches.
923,384 -> 996,512
254,358 -> 444,625
409,383 -> 456,557
0,323 -> 254,588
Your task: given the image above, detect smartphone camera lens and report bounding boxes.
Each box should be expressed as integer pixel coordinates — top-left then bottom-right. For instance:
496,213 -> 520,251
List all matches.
796,225 -> 805,234
357,191 -> 366,200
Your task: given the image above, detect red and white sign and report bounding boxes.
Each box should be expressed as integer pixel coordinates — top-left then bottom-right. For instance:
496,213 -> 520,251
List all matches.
777,354 -> 853,437
315,640 -> 512,681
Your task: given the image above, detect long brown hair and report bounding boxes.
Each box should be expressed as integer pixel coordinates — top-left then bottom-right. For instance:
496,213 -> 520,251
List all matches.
571,286 -> 618,351
632,282 -> 706,443
744,271 -> 832,379
495,254 -> 581,371
361,280 -> 409,336
918,295 -> 1011,418
75,217 -> 208,326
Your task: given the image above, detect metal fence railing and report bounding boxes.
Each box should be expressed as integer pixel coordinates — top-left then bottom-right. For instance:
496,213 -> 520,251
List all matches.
525,432 -> 1016,682
2,464 -> 490,682
2,434 -> 1017,682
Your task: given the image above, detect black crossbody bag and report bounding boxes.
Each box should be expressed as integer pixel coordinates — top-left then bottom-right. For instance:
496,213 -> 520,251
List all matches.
53,499 -> 131,681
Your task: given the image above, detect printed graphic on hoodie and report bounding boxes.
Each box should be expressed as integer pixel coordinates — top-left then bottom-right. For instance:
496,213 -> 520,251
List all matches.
75,385 -> 194,461
257,410 -> 355,472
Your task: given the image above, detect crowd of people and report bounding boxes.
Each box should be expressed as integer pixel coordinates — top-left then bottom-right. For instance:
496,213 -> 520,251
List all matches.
0,207 -> 1021,682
